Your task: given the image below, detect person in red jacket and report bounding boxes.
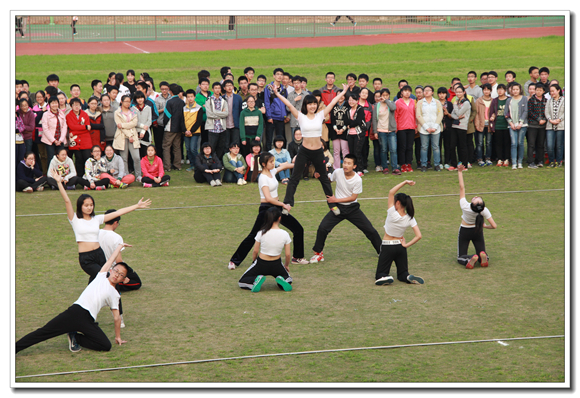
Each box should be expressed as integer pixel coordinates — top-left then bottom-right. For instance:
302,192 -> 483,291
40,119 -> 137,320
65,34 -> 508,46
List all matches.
86,96 -> 105,151
140,145 -> 170,187
66,97 -> 93,175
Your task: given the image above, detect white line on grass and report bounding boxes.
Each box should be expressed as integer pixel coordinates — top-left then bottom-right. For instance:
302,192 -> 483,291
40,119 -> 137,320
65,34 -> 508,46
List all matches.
15,189 -> 564,218
123,42 -> 150,53
15,335 -> 564,379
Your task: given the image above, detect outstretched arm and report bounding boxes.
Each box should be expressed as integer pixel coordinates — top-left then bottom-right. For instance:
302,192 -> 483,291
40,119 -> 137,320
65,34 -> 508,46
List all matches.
103,198 -> 152,223
271,85 -> 300,120
51,169 -> 74,221
99,243 -> 132,273
323,84 -> 349,118
457,164 -> 466,199
388,180 -> 415,209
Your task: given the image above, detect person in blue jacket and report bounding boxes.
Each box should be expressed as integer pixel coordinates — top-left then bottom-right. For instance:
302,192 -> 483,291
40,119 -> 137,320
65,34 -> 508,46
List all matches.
269,136 -> 292,184
264,68 -> 288,151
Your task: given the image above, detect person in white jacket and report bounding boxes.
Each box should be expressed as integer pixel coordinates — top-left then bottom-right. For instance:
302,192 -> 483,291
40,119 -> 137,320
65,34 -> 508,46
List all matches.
46,147 -> 80,190
416,86 -> 443,172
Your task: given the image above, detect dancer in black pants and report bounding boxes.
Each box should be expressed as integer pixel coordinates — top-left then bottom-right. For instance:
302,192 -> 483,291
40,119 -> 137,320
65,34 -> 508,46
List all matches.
310,154 -> 382,263
270,82 -> 348,215
375,180 -> 424,286
456,164 -> 497,268
229,152 -> 309,269
16,243 -> 131,354
238,207 -> 293,292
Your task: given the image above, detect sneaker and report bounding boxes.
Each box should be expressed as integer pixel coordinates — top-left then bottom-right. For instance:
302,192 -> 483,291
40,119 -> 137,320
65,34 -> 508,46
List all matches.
210,180 -> 217,186
407,164 -> 414,172
96,186 -> 106,191
357,171 -> 364,177
466,255 -> 479,269
119,182 -> 128,189
310,252 -> 324,263
434,165 -> 441,172
66,185 -> 76,190
37,186 -> 44,192
528,163 -> 538,169
444,164 -> 450,170
518,163 -> 523,169
467,163 -> 472,169
331,206 -> 341,216
137,176 -> 142,182
512,165 -> 517,170
480,252 -> 489,267
186,167 -> 194,172
330,22 -> 335,26
186,159 -> 190,164
181,159 -> 185,164
497,160 -> 503,167
242,179 -> 247,185
292,257 -> 309,265
448,166 -> 456,171
549,162 -> 556,168
457,161 -> 463,168
84,186 -> 90,190
478,160 -> 485,167
375,166 -> 382,172
363,169 -> 369,174
503,160 -> 510,167
421,166 -> 426,172
392,169 -> 402,175
485,160 -> 493,166
375,276 -> 394,285
427,162 -> 432,169
558,161 -> 563,168
120,315 -> 125,328
407,275 -> 424,284
353,22 -> 357,26
67,332 -> 81,352
228,261 -> 236,270
251,275 -> 266,292
382,168 -> 390,175
143,183 -> 153,188
237,178 -> 244,185
401,164 -> 407,173
161,181 -> 169,187
537,163 -> 543,168
275,276 -> 293,291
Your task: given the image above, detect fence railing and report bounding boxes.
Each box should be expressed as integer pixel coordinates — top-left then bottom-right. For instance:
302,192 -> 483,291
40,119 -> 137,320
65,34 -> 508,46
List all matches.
15,15 -> 564,43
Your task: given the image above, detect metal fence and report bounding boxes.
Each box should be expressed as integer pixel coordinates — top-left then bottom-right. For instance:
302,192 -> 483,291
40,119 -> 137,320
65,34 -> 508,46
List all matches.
15,15 -> 565,43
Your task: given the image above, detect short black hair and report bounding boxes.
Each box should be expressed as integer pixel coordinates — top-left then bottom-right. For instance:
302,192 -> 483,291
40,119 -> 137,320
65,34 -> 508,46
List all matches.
497,83 -> 507,91
481,83 -> 492,91
257,74 -> 267,81
480,72 -> 489,78
437,86 -> 448,95
487,71 -> 498,78
212,81 -> 222,89
539,67 -> 550,75
326,71 -> 335,78
311,89 -> 322,97
46,73 -> 59,82
244,67 -> 254,74
346,73 -> 357,80
467,71 -> 477,77
104,209 -> 120,225
70,84 -> 80,91
528,66 -> 539,74
373,77 -> 383,83
238,75 -> 248,83
69,97 -> 82,106
199,77 -> 210,85
222,79 -> 234,87
358,73 -> 369,82
159,81 -> 170,89
136,81 -> 149,91
45,86 -> 58,96
91,79 -> 102,89
185,89 -> 196,96
344,154 -> 357,165
273,67 -> 284,75
292,75 -> 301,83
398,79 -> 408,86
220,66 -> 231,78
133,90 -> 146,101
21,79 -> 29,86
198,69 -> 210,80
505,70 -> 516,79
300,76 -> 307,83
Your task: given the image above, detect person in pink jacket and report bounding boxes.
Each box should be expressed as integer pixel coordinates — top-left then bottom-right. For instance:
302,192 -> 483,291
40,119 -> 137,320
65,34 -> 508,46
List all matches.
394,85 -> 417,173
41,96 -> 68,163
140,145 -> 170,187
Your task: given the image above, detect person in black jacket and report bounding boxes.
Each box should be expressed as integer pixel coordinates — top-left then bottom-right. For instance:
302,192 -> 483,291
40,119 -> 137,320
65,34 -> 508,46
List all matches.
161,84 -> 185,172
344,93 -> 367,174
438,86 -> 455,169
16,152 -> 48,192
193,142 -> 223,186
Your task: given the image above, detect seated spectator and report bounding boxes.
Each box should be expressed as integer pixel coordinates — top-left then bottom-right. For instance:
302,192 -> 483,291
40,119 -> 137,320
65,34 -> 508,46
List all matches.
16,152 -> 48,193
140,145 -> 170,187
79,145 -> 111,190
269,136 -> 292,184
222,142 -> 248,185
101,145 -> 134,187
193,142 -> 223,186
46,147 -> 80,190
245,140 -> 263,183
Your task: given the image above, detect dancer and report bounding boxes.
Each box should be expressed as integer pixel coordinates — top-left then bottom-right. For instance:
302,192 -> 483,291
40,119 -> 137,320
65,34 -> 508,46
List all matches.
310,154 -> 382,263
456,164 -> 497,268
51,170 -> 151,283
375,180 -> 424,285
16,243 -> 131,354
238,207 -> 293,292
270,82 -> 348,215
330,16 -> 356,26
228,152 -> 309,270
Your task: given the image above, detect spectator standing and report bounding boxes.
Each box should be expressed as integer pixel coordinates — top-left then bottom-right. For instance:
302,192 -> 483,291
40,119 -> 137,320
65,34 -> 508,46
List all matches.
182,89 -> 204,172
264,68 -> 288,151
205,82 -> 230,160
526,83 -> 548,169
161,84 -> 185,171
394,85 -> 417,173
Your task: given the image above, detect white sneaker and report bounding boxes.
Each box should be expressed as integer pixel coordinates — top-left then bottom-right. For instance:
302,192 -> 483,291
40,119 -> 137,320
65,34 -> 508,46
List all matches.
186,159 -> 190,164
242,179 -> 247,185
137,176 -> 142,183
210,180 -> 217,186
363,169 -> 369,174
518,163 -> 523,169
237,178 -> 244,185
228,261 -> 236,270
512,165 -> 517,170
375,166 -> 382,172
216,179 -> 222,186
375,276 -> 394,285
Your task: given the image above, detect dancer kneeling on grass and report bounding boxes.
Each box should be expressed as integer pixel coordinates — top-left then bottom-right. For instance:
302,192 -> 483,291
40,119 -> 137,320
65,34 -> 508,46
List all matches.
456,164 -> 497,269
140,145 -> 170,187
228,152 -> 309,269
238,207 -> 293,292
310,154 -> 382,263
16,243 -> 131,354
270,82 -> 348,215
375,180 -> 424,286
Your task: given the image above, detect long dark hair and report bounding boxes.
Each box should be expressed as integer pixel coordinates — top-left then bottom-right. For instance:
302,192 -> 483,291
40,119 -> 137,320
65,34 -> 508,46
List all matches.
76,194 -> 95,219
394,193 -> 414,219
260,207 -> 282,235
300,94 -> 319,114
470,200 -> 486,234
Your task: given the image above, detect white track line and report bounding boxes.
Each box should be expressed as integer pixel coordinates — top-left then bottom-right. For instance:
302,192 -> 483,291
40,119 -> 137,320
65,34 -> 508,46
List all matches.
15,334 -> 564,379
122,42 -> 150,54
15,189 -> 564,218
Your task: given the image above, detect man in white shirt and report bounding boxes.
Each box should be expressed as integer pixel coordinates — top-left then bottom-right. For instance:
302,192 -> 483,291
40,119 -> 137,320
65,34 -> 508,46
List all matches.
310,154 -> 382,263
16,244 -> 130,354
487,71 -> 499,98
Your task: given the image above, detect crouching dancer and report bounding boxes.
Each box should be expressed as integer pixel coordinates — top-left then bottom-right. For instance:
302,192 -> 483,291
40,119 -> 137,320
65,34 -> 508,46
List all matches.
16,243 -> 131,354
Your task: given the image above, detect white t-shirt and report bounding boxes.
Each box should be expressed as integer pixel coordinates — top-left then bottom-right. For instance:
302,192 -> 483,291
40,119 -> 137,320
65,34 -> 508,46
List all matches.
460,198 -> 492,227
331,168 -> 362,205
69,214 -> 105,242
74,272 -> 120,321
384,206 -> 417,237
297,111 -> 325,138
258,169 -> 279,200
98,229 -> 123,263
255,228 -> 292,257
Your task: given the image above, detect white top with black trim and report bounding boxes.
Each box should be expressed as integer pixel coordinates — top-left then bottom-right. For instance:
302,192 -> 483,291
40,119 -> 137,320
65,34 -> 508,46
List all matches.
258,169 -> 279,200
255,229 -> 292,257
69,214 -> 105,242
384,206 -> 417,237
460,198 -> 492,228
74,272 -> 120,321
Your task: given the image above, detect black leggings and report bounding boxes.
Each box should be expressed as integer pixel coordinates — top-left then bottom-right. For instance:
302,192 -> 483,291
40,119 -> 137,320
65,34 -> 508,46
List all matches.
494,128 -> 510,161
347,133 -> 366,172
283,146 -> 333,208
230,203 -> 304,266
449,128 -> 468,166
76,178 -> 110,189
238,257 -> 292,290
16,304 -> 111,353
46,176 -> 81,189
396,129 -> 415,166
457,226 -> 487,266
375,242 -> 410,282
16,176 -> 48,191
142,175 -> 170,187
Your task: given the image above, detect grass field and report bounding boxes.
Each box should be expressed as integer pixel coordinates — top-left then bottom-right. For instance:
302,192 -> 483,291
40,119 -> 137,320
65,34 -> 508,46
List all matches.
14,36 -> 568,385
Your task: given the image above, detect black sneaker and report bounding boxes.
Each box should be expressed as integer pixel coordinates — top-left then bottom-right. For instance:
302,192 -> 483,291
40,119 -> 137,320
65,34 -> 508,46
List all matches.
407,275 -> 424,284
434,165 -> 441,172
375,276 -> 394,285
421,166 -> 427,172
67,332 -> 81,352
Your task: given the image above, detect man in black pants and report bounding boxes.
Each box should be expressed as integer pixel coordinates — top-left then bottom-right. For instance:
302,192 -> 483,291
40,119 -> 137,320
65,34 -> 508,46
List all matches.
309,154 -> 382,263
16,244 -> 130,354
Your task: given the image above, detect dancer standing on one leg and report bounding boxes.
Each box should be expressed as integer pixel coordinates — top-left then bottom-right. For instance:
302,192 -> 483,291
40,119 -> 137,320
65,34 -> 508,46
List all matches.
456,164 -> 497,269
228,152 -> 309,269
270,82 -> 348,215
375,180 -> 424,286
238,207 -> 294,292
310,154 -> 382,263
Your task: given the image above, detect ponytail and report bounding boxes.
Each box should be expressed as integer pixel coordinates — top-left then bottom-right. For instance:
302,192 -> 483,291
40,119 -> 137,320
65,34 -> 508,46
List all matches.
470,200 -> 486,234
259,152 -> 274,170
260,207 -> 282,235
395,193 -> 414,219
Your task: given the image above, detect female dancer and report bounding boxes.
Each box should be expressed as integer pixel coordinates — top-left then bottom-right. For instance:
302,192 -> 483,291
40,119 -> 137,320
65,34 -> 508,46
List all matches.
456,164 -> 497,269
238,207 -> 293,292
270,82 -> 348,215
51,169 -> 151,283
375,180 -> 424,286
228,152 -> 309,270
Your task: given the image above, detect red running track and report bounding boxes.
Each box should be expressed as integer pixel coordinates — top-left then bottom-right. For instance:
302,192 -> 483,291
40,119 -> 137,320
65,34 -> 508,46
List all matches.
15,26 -> 564,56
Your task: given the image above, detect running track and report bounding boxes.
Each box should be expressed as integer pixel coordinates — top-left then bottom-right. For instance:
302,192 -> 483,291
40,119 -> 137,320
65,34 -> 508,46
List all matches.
15,26 -> 564,56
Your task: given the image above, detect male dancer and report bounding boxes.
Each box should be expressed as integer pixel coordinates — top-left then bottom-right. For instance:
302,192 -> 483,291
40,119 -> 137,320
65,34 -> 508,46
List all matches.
310,154 -> 382,263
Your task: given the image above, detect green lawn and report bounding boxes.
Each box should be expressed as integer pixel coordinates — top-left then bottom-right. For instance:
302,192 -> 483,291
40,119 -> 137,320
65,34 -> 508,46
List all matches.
14,35 -> 567,385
